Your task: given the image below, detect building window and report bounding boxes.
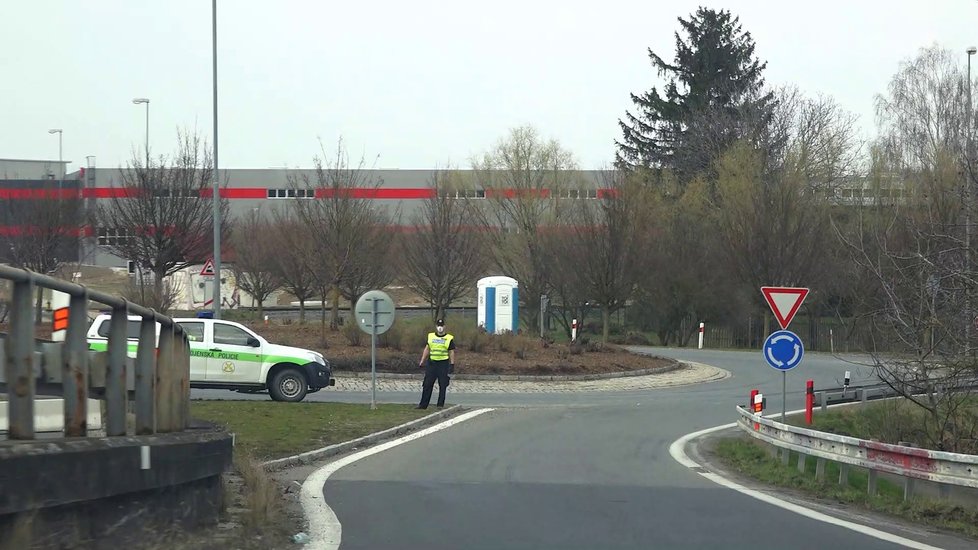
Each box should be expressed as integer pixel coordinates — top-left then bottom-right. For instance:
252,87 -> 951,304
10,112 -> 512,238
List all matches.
267,188 -> 313,199
97,227 -> 133,246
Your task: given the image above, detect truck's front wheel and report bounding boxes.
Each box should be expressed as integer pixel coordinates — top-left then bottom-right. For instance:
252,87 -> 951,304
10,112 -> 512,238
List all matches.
269,368 -> 308,402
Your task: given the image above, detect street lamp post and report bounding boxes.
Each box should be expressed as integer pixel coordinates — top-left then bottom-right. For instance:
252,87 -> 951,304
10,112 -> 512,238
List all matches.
48,129 -> 62,189
132,98 -> 150,167
967,47 -> 976,353
212,0 -> 222,319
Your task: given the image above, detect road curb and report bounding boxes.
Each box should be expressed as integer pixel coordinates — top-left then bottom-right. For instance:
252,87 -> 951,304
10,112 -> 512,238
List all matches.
334,360 -> 683,382
261,405 -> 465,472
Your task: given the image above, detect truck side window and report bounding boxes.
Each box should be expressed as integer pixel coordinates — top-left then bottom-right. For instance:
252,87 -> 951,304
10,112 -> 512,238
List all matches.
176,322 -> 205,342
96,320 -> 144,339
213,324 -> 251,346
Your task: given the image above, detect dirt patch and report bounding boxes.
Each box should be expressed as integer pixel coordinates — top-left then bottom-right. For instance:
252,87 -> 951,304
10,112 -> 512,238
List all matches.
244,321 -> 674,376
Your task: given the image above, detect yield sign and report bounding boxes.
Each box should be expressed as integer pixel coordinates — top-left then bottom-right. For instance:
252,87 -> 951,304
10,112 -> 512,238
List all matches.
200,258 -> 216,277
761,287 -> 809,330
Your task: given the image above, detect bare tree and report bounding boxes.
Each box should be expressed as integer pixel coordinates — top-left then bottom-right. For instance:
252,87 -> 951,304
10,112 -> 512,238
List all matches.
269,213 -> 317,324
338,222 -> 398,308
2,180 -> 85,320
231,209 -> 282,320
473,125 -> 580,331
712,89 -> 860,333
94,131 -> 229,309
402,169 -> 487,320
835,45 -> 978,451
551,170 -> 653,343
838,149 -> 977,451
290,138 -> 390,330
634,171 -> 737,346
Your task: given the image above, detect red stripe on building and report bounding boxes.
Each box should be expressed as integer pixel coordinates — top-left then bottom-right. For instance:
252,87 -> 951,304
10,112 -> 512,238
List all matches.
200,188 -> 270,199
0,189 -> 87,199
0,225 -> 92,237
83,188 -> 134,198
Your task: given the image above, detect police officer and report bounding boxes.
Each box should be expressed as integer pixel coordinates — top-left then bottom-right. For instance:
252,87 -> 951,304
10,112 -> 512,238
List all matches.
416,318 -> 455,409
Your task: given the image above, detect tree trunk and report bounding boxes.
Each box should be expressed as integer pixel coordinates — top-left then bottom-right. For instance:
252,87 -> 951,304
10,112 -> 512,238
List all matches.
299,300 -> 306,324
601,306 -> 610,344
35,287 -> 43,325
155,272 -> 165,309
330,285 -> 340,331
320,295 -> 328,342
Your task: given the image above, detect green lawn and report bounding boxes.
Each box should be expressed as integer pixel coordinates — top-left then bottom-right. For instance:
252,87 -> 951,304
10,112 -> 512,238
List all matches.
191,401 -> 435,460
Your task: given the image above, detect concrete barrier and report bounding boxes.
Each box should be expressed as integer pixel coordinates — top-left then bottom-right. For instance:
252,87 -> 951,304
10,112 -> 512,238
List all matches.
0,398 -> 102,434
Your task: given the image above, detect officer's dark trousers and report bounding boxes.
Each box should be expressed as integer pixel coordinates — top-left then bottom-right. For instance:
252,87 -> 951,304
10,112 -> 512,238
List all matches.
419,360 -> 450,408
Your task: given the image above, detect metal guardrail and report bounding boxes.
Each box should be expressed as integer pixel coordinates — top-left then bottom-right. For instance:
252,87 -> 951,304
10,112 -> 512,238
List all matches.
736,405 -> 978,498
0,264 -> 190,439
814,379 -> 978,409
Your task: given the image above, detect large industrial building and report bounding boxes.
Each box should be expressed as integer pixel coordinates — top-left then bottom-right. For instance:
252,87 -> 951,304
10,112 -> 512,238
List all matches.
0,158 -> 611,269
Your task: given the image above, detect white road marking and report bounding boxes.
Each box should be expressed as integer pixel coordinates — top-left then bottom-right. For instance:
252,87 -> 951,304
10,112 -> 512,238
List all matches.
669,421 -> 944,550
300,408 -> 495,550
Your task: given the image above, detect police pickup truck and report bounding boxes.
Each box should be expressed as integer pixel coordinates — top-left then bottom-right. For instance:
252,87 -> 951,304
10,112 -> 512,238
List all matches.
86,315 -> 334,402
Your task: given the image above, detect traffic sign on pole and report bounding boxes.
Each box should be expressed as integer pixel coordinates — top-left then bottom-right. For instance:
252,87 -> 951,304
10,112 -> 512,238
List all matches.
200,258 -> 216,277
354,290 -> 396,410
761,287 -> 809,330
763,330 -> 804,371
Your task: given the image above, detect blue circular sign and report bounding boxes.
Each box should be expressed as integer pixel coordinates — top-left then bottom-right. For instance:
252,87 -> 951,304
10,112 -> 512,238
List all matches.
762,330 -> 804,371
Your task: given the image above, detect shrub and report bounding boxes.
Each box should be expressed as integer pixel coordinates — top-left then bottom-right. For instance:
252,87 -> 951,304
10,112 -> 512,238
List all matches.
380,321 -> 402,349
514,342 -> 529,360
585,340 -> 605,353
497,331 -> 517,353
468,330 -> 491,353
342,322 -> 363,347
624,331 -> 652,345
569,343 -> 583,355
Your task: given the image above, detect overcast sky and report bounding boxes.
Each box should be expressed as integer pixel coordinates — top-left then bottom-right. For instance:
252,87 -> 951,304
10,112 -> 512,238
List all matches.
4,1 -> 978,171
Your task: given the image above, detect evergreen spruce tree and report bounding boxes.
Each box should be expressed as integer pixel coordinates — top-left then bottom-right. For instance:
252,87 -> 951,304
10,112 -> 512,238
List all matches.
616,8 -> 774,183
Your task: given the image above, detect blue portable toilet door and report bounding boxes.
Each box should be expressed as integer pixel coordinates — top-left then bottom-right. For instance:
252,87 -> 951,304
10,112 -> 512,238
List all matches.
511,287 -> 519,332
485,287 -> 496,334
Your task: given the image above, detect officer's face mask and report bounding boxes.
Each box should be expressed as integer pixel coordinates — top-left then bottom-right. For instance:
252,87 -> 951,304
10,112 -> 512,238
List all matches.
436,325 -> 446,336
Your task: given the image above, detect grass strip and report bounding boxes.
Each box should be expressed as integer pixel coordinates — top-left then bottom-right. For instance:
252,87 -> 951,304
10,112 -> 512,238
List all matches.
714,436 -> 978,538
191,400 -> 433,460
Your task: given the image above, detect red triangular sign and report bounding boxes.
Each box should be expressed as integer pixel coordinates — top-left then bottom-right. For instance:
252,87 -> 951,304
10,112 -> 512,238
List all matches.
200,258 -> 216,276
761,287 -> 809,330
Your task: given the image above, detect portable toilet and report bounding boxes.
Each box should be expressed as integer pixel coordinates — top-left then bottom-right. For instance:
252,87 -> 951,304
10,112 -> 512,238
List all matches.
477,276 -> 519,334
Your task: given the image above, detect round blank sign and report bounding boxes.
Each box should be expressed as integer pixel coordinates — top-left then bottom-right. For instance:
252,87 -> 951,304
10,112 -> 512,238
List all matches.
354,290 -> 395,335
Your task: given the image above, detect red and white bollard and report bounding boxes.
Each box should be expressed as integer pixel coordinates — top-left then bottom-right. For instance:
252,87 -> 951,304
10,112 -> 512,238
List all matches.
571,318 -> 578,342
752,391 -> 764,430
698,322 -> 705,349
805,379 -> 814,425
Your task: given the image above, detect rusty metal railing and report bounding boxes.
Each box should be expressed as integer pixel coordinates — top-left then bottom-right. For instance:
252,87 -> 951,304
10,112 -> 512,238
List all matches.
737,405 -> 978,500
0,265 -> 190,439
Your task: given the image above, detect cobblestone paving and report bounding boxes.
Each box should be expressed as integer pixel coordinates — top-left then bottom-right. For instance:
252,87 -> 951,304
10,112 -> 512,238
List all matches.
331,362 -> 728,394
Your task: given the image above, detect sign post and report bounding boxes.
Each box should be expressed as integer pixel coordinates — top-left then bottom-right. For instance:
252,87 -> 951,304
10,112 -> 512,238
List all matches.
355,290 -> 395,410
760,287 -> 809,422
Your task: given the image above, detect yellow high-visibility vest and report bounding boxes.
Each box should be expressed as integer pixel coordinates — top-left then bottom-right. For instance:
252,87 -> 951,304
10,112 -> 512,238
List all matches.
427,332 -> 453,361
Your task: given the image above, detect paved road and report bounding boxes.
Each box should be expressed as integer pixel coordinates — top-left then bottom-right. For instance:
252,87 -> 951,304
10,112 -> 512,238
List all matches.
206,347 -> 974,548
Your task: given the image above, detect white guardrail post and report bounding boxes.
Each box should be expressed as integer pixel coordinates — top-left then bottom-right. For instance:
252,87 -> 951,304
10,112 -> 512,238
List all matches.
735,405 -> 978,501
